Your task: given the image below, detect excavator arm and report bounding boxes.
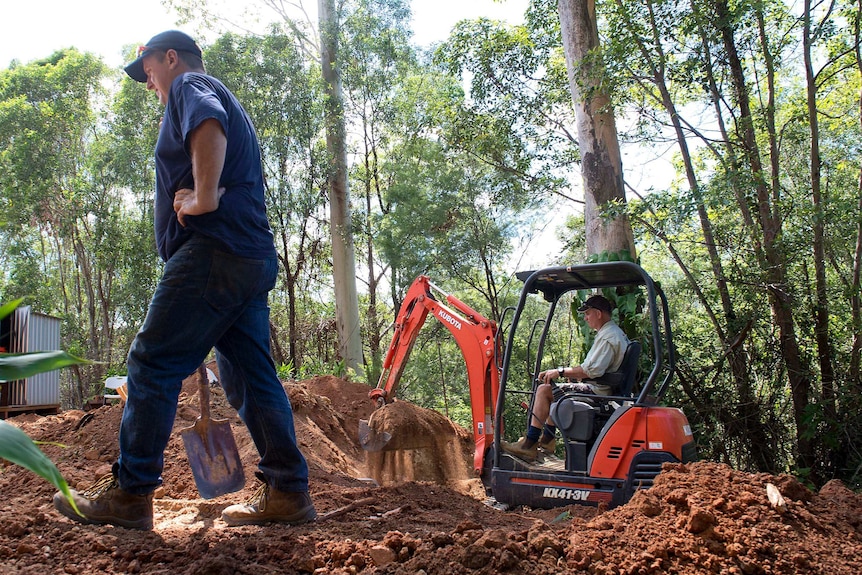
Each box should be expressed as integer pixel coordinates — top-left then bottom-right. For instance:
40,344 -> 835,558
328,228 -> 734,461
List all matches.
362,275 -> 501,474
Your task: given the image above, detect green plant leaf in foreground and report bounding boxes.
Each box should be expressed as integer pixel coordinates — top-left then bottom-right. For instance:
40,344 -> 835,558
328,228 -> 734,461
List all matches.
0,298 -> 25,321
0,351 -> 92,382
0,420 -> 82,517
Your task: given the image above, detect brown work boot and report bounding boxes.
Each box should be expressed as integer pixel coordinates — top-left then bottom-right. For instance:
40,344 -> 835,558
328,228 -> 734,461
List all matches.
501,438 -> 538,462
53,473 -> 154,530
222,481 -> 317,527
538,436 -> 557,454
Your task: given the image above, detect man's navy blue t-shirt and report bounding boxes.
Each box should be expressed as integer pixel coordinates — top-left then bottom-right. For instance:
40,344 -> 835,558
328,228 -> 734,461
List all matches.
154,72 -> 275,262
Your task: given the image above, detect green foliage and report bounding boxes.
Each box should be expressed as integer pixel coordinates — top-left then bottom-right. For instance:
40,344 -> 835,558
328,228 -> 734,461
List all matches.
574,250 -> 647,356
434,11 -> 575,199
2,2 -> 862,490
0,47 -> 153,402
0,420 -> 80,516
590,0 -> 862,486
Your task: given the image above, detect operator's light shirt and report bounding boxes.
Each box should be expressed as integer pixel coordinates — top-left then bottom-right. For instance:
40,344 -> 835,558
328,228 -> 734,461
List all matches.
577,320 -> 629,395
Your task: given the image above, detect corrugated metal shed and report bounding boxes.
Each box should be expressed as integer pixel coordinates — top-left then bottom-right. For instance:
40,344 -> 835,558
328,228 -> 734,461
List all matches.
1,306 -> 61,417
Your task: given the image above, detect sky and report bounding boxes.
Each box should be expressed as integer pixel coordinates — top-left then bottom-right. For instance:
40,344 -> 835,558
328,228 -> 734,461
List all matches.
0,0 -> 530,69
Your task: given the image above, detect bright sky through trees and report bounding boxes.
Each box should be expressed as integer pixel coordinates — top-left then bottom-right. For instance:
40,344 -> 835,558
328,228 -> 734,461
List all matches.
0,0 -> 673,267
1,0 -> 529,68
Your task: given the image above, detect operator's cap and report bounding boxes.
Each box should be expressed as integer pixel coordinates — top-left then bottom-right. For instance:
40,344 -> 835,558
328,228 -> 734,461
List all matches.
577,295 -> 612,314
124,30 -> 202,83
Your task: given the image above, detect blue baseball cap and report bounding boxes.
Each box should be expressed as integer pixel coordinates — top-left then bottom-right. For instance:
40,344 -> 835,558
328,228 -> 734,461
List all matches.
124,30 -> 202,82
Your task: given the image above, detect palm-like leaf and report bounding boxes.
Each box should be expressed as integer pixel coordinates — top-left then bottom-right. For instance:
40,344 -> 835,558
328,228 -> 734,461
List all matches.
0,350 -> 91,382
0,298 -> 25,320
0,420 -> 81,516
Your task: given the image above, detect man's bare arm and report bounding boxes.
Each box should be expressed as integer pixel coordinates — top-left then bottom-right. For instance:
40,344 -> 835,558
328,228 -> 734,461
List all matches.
174,118 -> 227,226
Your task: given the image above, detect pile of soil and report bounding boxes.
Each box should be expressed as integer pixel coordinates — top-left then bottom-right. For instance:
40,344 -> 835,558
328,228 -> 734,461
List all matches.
362,400 -> 475,487
1,370 -> 861,574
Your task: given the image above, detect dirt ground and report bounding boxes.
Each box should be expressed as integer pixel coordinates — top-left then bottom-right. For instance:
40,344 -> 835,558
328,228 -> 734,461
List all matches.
2,371 -> 861,574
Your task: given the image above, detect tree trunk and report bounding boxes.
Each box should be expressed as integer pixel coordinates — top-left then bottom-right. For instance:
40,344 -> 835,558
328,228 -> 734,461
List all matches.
803,0 -> 837,426
689,3 -> 777,473
851,0 -> 862,384
713,0 -> 815,477
616,0 -> 773,472
363,119 -> 384,385
319,0 -> 364,376
557,0 -> 635,258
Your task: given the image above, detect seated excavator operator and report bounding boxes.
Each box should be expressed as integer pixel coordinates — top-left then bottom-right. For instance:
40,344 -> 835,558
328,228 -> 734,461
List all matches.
501,295 -> 629,462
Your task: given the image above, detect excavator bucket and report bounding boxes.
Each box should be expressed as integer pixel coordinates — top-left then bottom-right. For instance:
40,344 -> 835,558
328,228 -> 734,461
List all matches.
360,401 -> 474,487
358,418 -> 392,452
358,401 -> 446,452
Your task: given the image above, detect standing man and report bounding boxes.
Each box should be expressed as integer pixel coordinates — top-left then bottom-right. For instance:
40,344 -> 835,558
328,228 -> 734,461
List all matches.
502,295 -> 629,462
53,30 -> 315,529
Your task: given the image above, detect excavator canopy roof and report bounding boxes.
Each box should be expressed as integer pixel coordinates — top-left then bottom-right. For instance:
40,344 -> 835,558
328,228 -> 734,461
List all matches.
515,261 -> 651,302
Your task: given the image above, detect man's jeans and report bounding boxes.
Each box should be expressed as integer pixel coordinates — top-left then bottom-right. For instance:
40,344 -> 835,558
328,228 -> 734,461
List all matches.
117,234 -> 309,495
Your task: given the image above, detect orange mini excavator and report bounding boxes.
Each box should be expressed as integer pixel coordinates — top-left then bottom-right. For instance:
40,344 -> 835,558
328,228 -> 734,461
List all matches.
360,261 -> 697,509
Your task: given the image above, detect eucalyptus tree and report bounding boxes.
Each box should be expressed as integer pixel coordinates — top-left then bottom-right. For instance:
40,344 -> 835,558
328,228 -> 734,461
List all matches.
169,0 -> 365,376
339,0 -> 415,382
99,72 -> 165,360
430,4 -> 583,295
805,0 -> 862,483
596,0 -> 862,483
599,0 -> 777,473
319,0 -> 364,376
557,0 -> 635,258
356,16 -> 564,408
437,7 -> 576,210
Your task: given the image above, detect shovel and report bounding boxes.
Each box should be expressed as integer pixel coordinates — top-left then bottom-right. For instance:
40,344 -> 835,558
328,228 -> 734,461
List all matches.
180,364 -> 245,499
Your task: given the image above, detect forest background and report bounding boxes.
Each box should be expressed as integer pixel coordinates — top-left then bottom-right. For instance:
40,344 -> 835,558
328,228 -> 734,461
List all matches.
1,0 -> 861,493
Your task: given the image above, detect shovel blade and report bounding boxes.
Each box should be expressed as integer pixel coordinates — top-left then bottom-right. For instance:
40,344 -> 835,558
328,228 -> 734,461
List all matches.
181,418 -> 245,499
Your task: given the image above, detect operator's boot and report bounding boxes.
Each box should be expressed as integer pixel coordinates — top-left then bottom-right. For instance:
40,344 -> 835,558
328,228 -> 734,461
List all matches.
501,437 -> 538,462
222,477 -> 317,527
538,435 -> 557,454
53,472 -> 154,530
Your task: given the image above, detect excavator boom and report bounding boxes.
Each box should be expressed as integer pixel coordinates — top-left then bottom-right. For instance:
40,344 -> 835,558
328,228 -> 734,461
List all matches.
360,276 -> 500,474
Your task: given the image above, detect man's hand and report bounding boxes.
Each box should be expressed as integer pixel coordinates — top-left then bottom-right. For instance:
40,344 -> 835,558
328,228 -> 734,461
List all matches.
538,365 -> 588,384
174,186 -> 226,226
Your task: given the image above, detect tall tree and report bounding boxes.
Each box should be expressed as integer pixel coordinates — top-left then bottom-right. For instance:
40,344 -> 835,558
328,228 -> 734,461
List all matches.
340,0 -> 414,382
597,0 -> 862,483
0,49 -> 150,405
557,0 -> 635,257
602,0 -> 775,473
710,0 -> 815,476
205,30 -> 330,375
319,0 -> 364,376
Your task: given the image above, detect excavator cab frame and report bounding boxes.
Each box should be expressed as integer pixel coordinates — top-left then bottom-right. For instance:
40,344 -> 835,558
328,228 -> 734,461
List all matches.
490,261 -> 696,508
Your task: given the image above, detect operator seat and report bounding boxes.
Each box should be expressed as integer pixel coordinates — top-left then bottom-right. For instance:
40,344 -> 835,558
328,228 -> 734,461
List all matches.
591,340 -> 642,397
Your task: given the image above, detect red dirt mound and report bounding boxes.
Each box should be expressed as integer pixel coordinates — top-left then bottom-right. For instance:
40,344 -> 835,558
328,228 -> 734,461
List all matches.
1,370 -> 861,574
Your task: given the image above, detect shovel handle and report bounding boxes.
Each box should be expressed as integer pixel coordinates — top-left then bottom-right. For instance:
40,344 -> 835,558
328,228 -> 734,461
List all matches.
196,364 -> 211,421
